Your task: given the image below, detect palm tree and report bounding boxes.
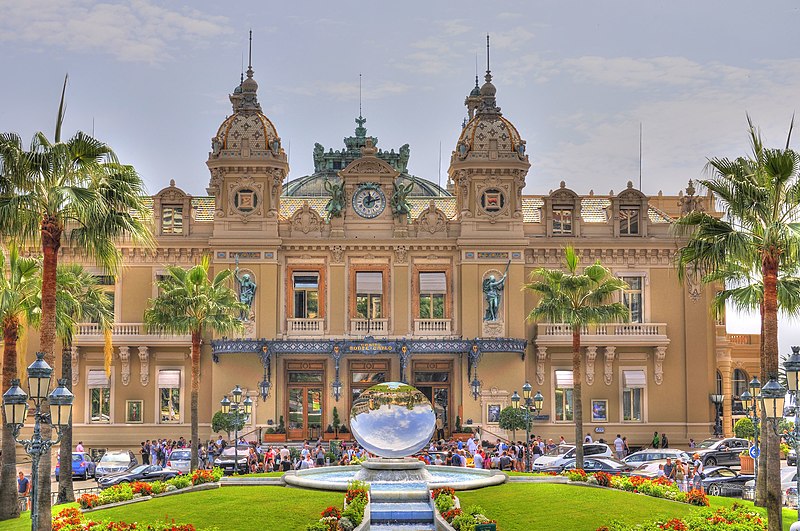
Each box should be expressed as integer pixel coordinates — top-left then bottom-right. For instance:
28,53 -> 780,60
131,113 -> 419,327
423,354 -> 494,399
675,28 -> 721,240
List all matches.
675,116 -> 800,531
144,256 -> 245,471
524,246 -> 628,468
0,77 -> 152,530
0,245 -> 39,521
49,265 -> 113,503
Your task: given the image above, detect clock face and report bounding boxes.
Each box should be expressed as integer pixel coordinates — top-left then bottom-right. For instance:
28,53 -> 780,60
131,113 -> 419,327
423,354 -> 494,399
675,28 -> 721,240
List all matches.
352,184 -> 387,219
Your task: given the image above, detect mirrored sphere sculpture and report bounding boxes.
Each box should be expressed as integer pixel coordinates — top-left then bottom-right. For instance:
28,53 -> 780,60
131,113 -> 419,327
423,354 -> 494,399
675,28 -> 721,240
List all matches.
349,382 -> 436,458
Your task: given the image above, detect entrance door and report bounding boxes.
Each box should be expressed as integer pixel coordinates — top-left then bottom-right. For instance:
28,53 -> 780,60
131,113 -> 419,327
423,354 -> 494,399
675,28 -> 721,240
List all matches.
287,386 -> 323,440
417,386 -> 450,435
414,361 -> 452,436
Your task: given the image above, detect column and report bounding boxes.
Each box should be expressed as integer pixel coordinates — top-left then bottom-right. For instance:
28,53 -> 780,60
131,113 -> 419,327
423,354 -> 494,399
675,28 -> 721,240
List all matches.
717,349 -> 733,437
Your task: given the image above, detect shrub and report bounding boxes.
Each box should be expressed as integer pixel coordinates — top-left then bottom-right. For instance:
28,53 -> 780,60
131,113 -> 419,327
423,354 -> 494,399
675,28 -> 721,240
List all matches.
431,486 -> 455,499
338,516 -> 355,531
442,508 -> 463,523
78,493 -> 100,509
149,481 -> 167,495
98,483 -> 134,505
131,481 -> 153,496
734,417 -> 755,439
305,524 -> 328,531
686,488 -> 710,506
451,513 -> 478,531
345,480 -> 369,504
564,468 -> 588,482
435,492 -> 455,513
343,495 -> 367,525
321,506 -> 341,519
593,471 -> 612,487
52,507 -> 83,530
167,474 -> 192,490
191,468 -> 216,485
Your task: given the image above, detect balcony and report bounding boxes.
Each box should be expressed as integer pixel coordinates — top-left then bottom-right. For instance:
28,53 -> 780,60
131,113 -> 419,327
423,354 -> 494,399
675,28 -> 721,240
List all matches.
286,318 -> 325,336
75,323 -> 191,346
413,319 -> 452,337
350,319 -> 388,336
535,322 -> 669,347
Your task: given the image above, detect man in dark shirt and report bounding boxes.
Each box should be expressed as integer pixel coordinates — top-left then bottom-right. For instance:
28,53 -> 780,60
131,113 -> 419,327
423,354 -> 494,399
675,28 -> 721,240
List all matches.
663,458 -> 674,482
499,451 -> 512,471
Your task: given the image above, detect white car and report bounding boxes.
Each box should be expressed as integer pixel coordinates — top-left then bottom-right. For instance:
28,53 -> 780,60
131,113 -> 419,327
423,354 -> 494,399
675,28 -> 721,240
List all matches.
532,443 -> 612,471
623,448 -> 691,465
166,449 -> 191,474
742,466 -> 797,505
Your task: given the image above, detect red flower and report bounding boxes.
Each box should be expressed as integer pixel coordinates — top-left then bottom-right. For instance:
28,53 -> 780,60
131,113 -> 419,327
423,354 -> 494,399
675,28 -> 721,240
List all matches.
321,506 -> 341,519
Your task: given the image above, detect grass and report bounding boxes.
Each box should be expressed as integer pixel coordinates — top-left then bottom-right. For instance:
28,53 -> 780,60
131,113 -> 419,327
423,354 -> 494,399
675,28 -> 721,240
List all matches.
0,483 -> 798,531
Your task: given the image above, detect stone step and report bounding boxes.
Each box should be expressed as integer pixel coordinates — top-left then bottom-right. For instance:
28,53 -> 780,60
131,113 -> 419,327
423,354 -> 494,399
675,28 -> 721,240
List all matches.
370,501 -> 434,523
369,483 -> 430,502
370,524 -> 436,531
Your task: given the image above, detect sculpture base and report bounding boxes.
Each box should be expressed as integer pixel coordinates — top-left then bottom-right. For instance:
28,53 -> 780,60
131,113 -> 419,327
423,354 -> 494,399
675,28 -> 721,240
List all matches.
352,458 -> 434,483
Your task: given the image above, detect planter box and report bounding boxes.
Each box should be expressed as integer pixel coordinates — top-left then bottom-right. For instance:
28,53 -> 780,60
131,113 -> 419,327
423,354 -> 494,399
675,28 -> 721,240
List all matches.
452,432 -> 474,442
322,432 -> 337,441
739,454 -> 755,474
263,433 -> 286,443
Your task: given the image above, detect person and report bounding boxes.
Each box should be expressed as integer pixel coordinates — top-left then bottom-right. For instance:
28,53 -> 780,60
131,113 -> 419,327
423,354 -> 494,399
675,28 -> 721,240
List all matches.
622,436 -> 630,456
141,441 -> 150,465
689,438 -> 696,449
499,451 -> 512,471
613,434 -> 625,460
316,447 -> 326,467
652,431 -> 660,448
656,463 -> 665,478
663,458 -> 674,483
559,436 -> 567,446
661,433 -> 669,448
692,453 -> 704,492
467,435 -> 478,455
584,433 -> 593,443
674,458 -> 686,492
17,471 -> 30,511
76,441 -> 84,453
473,451 -> 484,469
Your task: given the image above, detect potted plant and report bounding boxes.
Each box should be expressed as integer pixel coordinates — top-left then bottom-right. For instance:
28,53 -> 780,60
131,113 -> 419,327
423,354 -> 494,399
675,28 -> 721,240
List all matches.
332,406 -> 342,438
264,416 -> 287,443
339,423 -> 351,441
323,424 -> 336,441
734,417 -> 755,474
452,415 -> 474,442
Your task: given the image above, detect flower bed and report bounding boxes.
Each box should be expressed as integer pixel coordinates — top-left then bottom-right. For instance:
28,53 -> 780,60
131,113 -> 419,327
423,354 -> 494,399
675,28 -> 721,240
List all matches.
52,506 -> 197,531
78,468 -> 224,511
596,502 -> 766,531
306,480 -> 369,531
560,469 -> 709,507
433,487 -> 496,530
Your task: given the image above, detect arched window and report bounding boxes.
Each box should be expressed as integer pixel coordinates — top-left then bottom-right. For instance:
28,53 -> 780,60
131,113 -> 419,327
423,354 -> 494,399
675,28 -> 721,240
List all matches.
732,369 -> 749,399
716,370 -> 723,396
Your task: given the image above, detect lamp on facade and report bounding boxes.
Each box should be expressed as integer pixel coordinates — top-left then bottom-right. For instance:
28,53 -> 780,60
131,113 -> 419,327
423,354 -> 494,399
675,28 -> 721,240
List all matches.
48,379 -> 74,428
243,396 -> 253,417
511,391 -> 520,409
259,375 -> 271,401
785,347 -> 800,393
27,351 -> 53,405
533,390 -> 544,413
749,376 -> 762,394
220,395 -> 231,414
709,393 -> 724,438
760,377 -> 786,422
331,379 -> 342,402
470,377 -> 481,401
231,385 -> 243,405
2,380 -> 28,427
522,382 -> 532,402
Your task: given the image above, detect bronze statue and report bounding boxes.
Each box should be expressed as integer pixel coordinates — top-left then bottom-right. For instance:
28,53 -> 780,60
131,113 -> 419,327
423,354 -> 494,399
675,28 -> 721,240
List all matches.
324,179 -> 344,219
391,180 -> 414,218
234,255 -> 257,321
483,260 -> 510,321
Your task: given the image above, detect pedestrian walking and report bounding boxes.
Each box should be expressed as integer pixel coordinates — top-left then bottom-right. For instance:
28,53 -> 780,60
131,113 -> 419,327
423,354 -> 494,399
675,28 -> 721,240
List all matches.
651,431 -> 660,448
17,471 -> 30,511
661,433 -> 669,448
613,434 -> 625,459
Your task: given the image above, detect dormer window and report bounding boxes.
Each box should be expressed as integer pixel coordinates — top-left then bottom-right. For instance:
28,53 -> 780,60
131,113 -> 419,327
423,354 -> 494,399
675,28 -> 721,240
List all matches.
162,205 -> 184,235
619,207 -> 640,235
552,207 -> 573,235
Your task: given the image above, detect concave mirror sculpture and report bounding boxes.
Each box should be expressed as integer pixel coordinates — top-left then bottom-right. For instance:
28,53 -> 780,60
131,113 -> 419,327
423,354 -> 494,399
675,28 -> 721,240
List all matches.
349,382 -> 436,458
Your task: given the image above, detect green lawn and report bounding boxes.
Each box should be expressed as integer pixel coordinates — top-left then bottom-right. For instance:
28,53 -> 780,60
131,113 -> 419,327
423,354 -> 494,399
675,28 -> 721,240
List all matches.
0,484 -> 798,531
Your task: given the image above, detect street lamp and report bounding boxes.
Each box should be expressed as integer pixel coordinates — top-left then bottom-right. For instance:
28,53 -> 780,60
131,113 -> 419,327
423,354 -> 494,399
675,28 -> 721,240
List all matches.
2,352 -> 73,531
514,382 -> 543,472
470,377 -> 481,401
781,347 -> 800,530
219,386 -> 250,475
709,393 -> 724,438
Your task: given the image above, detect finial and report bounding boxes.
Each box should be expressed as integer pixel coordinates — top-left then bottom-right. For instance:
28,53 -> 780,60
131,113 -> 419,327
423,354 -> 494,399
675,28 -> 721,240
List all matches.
486,34 -> 490,76
359,73 -> 362,117
248,29 -> 253,70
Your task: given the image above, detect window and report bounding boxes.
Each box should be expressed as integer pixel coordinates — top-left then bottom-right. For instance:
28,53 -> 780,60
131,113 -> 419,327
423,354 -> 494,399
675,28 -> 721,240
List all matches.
622,370 -> 646,422
553,208 -> 573,235
158,370 -> 181,423
293,273 -> 319,319
621,276 -> 644,323
732,369 -> 748,399
88,370 -> 111,423
554,370 -> 574,421
162,206 -> 184,235
350,361 -> 388,406
716,370 -> 723,395
619,208 -> 640,235
355,272 -> 383,319
419,272 -> 446,319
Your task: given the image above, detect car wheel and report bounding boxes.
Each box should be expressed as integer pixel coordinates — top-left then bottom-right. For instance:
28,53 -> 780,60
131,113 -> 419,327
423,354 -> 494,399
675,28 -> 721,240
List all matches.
706,457 -> 717,466
708,484 -> 721,496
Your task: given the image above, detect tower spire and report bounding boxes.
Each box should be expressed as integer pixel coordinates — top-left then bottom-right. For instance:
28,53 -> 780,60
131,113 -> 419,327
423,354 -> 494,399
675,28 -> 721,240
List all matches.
248,29 -> 253,70
485,34 -> 492,82
359,73 -> 362,117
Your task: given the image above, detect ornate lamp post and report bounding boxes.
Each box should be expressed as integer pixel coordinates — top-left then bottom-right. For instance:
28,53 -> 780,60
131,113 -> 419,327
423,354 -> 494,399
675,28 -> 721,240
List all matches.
219,385 -> 252,475
2,352 -> 74,531
709,393 -> 725,437
512,382 -> 543,472
782,347 -> 800,530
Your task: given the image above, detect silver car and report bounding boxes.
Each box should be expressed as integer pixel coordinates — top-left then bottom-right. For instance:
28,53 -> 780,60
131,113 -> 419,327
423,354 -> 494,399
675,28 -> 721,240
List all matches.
95,450 -> 137,479
742,466 -> 797,505
623,448 -> 691,465
166,449 -> 191,474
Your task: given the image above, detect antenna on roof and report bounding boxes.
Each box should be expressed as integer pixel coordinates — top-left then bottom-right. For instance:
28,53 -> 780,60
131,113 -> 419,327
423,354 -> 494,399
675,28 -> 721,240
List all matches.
639,122 -> 643,190
248,29 -> 253,70
92,117 -> 95,137
359,73 -> 363,117
438,141 -> 442,196
241,53 -> 244,83
486,34 -> 490,75
475,53 -> 479,86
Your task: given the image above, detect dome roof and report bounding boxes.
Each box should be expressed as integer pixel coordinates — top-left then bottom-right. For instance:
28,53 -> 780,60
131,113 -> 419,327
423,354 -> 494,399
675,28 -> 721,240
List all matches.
215,111 -> 279,152
457,114 -> 524,154
283,173 -> 451,198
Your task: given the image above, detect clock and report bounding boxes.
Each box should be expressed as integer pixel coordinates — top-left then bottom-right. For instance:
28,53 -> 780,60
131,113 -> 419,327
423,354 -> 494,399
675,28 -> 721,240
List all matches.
352,183 -> 387,219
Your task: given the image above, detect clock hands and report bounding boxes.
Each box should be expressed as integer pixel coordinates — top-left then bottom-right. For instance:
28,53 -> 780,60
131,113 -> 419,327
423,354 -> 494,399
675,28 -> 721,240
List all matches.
363,193 -> 377,208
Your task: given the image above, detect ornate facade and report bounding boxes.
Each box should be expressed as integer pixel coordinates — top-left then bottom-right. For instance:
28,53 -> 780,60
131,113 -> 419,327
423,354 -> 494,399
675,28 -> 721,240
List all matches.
10,53 -> 754,451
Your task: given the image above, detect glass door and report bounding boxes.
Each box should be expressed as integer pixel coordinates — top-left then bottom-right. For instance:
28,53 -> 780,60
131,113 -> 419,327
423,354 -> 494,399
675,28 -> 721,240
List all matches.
307,388 -> 323,440
288,387 -> 305,440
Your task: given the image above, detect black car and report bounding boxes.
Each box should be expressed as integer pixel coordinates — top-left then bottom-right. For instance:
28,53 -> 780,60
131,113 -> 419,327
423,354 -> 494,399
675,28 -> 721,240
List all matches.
700,466 -> 754,496
97,464 -> 180,488
557,457 -> 634,474
692,438 -> 751,467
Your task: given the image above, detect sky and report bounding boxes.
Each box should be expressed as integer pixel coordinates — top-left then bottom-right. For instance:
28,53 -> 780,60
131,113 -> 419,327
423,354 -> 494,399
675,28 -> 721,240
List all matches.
1,0 -> 800,359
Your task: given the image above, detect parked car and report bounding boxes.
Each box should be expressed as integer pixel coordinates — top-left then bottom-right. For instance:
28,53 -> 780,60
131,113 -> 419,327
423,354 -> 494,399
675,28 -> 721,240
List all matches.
214,445 -> 255,475
166,449 -> 192,474
97,464 -> 180,488
95,450 -> 137,479
623,448 -> 691,465
55,452 -> 96,481
532,443 -> 612,471
788,448 -> 797,467
701,466 -> 754,496
692,437 -> 751,467
742,466 -> 798,504
560,457 -> 634,474
630,460 -> 668,479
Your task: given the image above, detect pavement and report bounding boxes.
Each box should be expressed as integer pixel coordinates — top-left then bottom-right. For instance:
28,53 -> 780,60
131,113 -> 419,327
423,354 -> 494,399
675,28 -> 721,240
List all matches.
14,458 -> 98,493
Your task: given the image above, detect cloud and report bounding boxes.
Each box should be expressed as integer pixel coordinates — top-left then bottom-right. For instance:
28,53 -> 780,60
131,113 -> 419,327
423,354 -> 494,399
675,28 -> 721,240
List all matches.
0,0 -> 232,63
279,80 -> 412,101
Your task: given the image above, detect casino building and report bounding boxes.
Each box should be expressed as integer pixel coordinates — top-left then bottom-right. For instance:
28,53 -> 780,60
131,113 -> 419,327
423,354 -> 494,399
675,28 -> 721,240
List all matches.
9,55 -> 757,450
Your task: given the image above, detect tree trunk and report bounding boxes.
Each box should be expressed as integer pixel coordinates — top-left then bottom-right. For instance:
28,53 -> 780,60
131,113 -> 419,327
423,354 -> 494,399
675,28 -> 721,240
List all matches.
0,317 -> 21,521
57,343 -> 74,504
762,255 -> 782,531
573,326 -> 584,469
36,216 -> 61,531
190,331 -> 201,472
755,301 -> 767,507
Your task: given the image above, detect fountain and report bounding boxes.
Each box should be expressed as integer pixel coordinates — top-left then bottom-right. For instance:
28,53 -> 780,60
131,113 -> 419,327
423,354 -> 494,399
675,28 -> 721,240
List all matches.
283,382 -> 506,528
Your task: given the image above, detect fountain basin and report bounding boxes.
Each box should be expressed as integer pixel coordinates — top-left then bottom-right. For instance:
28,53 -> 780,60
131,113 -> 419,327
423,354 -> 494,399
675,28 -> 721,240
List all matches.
283,461 -> 506,491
